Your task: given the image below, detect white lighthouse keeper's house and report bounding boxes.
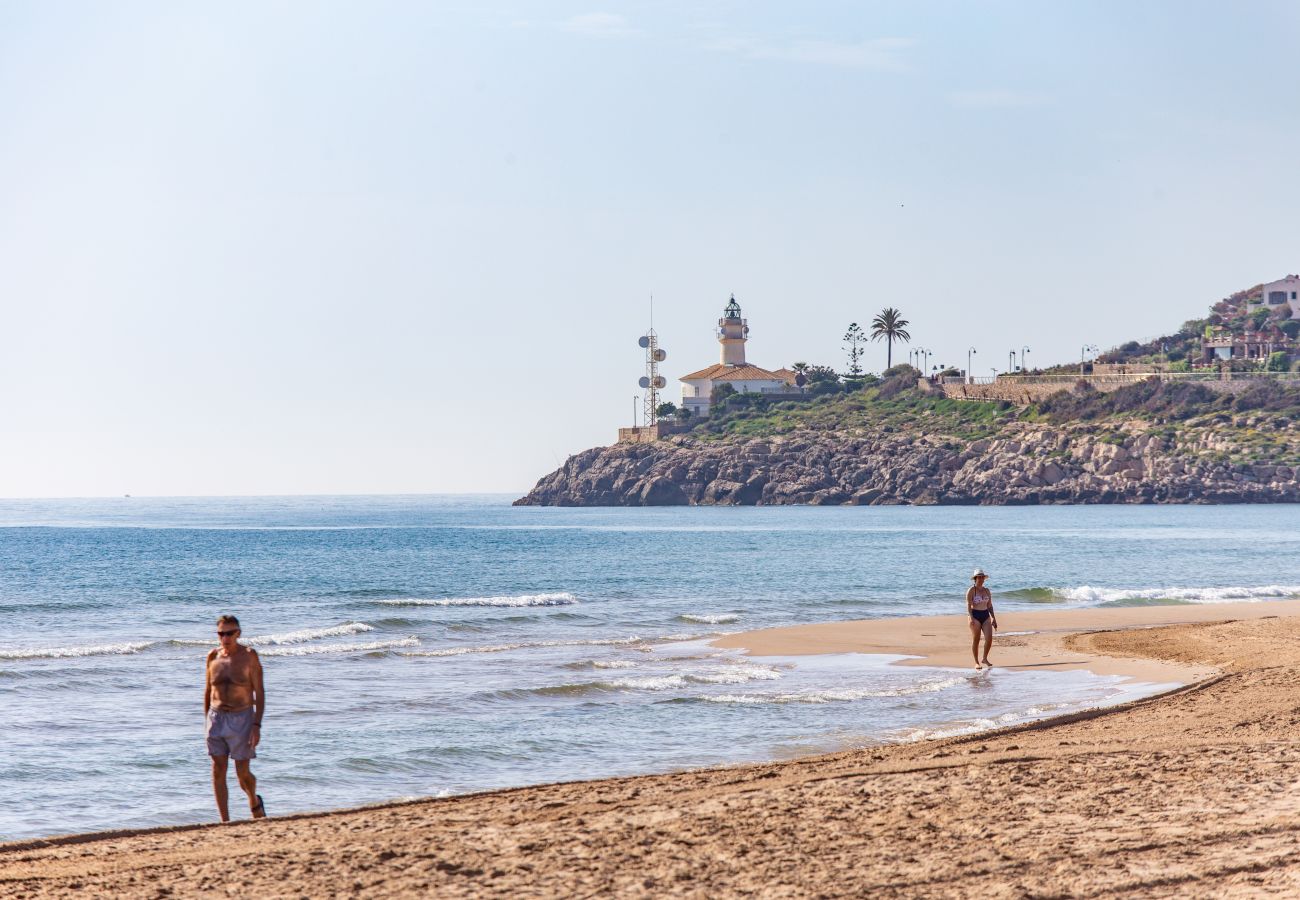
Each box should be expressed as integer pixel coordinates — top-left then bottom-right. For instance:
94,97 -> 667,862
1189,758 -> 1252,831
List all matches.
678,295 -> 796,418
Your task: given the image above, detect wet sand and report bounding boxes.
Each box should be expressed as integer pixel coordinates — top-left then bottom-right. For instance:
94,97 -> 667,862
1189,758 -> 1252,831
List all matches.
7,601 -> 1300,897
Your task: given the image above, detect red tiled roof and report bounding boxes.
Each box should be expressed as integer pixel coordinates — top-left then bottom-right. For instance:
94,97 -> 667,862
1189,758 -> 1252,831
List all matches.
679,363 -> 786,382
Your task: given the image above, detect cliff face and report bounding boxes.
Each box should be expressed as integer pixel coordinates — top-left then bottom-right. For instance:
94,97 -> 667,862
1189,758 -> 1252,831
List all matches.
515,422 -> 1300,507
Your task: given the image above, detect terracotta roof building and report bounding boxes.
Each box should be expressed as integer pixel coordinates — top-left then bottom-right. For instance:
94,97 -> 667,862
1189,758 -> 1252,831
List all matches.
679,296 -> 798,418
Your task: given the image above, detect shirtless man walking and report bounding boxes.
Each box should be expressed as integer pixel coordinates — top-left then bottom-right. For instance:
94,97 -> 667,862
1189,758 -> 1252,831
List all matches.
204,615 -> 266,821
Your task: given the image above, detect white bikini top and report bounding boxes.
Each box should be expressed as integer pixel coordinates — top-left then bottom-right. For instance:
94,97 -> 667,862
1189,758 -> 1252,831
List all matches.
970,586 -> 991,610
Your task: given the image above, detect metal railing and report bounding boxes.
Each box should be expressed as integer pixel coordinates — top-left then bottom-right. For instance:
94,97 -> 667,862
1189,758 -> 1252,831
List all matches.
946,371 -> 1300,387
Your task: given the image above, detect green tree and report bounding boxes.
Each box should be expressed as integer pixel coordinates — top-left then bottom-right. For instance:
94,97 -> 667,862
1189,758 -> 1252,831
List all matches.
869,308 -> 911,369
1265,351 -> 1288,372
804,364 -> 842,395
710,382 -> 737,414
842,323 -> 867,377
656,401 -> 678,418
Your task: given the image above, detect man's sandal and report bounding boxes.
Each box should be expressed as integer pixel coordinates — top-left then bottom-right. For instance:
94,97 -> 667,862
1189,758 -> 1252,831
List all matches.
251,795 -> 266,819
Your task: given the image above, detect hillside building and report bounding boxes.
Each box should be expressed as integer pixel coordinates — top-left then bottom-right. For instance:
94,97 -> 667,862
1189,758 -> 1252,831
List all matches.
678,296 -> 797,418
1246,275 -> 1300,319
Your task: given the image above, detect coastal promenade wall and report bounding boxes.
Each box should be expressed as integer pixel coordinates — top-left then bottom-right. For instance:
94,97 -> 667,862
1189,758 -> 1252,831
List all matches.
937,373 -> 1300,404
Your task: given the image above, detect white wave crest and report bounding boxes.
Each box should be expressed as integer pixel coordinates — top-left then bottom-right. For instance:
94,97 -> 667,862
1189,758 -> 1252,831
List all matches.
0,641 -> 156,660
247,623 -> 375,645
169,622 -> 375,648
703,676 -> 966,705
259,637 -> 419,657
594,665 -> 784,692
678,613 -> 740,625
377,592 -> 578,608
1060,584 -> 1300,605
400,636 -> 641,657
591,660 -> 637,669
602,675 -> 688,691
685,665 -> 782,685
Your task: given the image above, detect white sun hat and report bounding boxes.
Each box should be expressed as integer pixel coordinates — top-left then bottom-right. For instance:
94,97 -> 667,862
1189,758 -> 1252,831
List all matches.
971,567 -> 987,579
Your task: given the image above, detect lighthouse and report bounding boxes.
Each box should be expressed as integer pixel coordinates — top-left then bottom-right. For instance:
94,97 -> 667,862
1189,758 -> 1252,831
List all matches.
678,294 -> 798,419
717,294 -> 748,365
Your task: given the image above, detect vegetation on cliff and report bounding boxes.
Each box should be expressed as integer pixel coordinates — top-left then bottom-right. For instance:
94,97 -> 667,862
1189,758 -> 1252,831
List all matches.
519,281 -> 1300,506
516,372 -> 1300,506
692,370 -> 1300,468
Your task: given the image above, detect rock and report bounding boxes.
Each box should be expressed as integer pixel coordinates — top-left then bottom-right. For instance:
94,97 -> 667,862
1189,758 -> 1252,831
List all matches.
640,477 -> 687,506
513,417 -> 1300,507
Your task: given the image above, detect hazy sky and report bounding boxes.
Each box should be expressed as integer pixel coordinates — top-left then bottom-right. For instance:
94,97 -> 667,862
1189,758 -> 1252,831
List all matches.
4,1 -> 1300,497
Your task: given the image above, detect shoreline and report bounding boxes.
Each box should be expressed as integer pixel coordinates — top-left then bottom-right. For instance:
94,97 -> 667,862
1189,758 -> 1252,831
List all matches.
713,597 -> 1300,686
10,602 -> 1300,895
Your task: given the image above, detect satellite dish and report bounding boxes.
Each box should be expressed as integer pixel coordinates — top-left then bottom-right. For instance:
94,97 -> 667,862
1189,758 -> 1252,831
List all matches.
638,376 -> 651,388
652,375 -> 666,388
653,348 -> 666,361
638,336 -> 650,348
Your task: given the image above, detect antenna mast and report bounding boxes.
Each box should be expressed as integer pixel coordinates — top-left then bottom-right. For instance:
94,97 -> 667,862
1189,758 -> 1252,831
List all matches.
637,295 -> 667,427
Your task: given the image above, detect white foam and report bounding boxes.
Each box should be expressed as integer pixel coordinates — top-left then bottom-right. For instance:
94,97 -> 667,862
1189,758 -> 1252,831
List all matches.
400,636 -> 641,657
258,637 -> 419,657
247,623 -> 375,645
1060,584 -> 1300,605
376,592 -> 577,608
685,665 -> 783,685
582,664 -> 784,692
603,675 -> 687,691
678,613 -> 740,625
0,641 -> 156,660
703,676 -> 966,705
169,622 -> 375,648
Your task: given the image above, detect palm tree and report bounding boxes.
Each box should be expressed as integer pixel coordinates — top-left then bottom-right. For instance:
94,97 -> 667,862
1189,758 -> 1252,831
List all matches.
870,308 -> 912,370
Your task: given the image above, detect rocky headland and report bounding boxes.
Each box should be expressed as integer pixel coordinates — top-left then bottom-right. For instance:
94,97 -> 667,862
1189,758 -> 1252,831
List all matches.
517,376 -> 1300,506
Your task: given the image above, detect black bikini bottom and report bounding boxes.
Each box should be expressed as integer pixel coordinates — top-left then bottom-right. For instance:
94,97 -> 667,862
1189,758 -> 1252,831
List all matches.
970,608 -> 991,624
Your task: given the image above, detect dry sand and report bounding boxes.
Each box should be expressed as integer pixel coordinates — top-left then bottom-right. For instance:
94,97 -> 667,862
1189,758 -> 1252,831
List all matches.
8,601 -> 1300,897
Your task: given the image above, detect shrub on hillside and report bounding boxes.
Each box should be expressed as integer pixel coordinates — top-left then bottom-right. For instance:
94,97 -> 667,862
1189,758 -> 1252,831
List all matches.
877,369 -> 919,399
1038,377 -> 1226,423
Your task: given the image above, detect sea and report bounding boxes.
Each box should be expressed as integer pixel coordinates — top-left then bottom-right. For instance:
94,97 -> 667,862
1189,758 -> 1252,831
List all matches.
3,496 -> 1299,842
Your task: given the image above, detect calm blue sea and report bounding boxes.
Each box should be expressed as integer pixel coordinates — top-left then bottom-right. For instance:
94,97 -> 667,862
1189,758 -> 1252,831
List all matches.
3,496 -> 1298,841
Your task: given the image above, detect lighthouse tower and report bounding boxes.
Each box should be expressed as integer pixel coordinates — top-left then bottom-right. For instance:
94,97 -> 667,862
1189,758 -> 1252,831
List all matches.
717,294 -> 749,365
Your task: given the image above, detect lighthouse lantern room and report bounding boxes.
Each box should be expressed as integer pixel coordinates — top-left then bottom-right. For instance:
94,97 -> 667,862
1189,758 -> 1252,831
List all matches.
716,294 -> 749,365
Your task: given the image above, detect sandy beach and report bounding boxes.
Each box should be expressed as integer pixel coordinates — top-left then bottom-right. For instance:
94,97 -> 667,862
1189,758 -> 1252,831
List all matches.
8,600 -> 1300,897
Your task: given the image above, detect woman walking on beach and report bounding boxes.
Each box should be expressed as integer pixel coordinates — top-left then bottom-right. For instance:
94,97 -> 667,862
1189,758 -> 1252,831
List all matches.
967,568 -> 997,668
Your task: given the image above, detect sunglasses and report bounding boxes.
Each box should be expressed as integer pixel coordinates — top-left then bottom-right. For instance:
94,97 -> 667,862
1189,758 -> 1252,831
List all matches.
216,630 -> 239,637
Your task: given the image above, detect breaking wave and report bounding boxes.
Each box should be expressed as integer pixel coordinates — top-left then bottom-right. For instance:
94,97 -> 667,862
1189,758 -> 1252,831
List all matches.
678,613 -> 740,625
698,676 -> 967,705
400,636 -> 642,658
376,592 -> 578,608
497,665 -> 784,698
0,641 -> 156,660
169,622 -> 375,648
1001,584 -> 1300,607
258,637 -> 419,657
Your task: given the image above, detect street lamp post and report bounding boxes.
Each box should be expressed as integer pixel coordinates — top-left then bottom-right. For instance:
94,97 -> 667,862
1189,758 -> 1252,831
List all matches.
967,347 -> 977,384
633,395 -> 639,428
1080,344 -> 1097,375
923,348 -> 932,373
1008,350 -> 1016,374
1021,346 -> 1031,373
